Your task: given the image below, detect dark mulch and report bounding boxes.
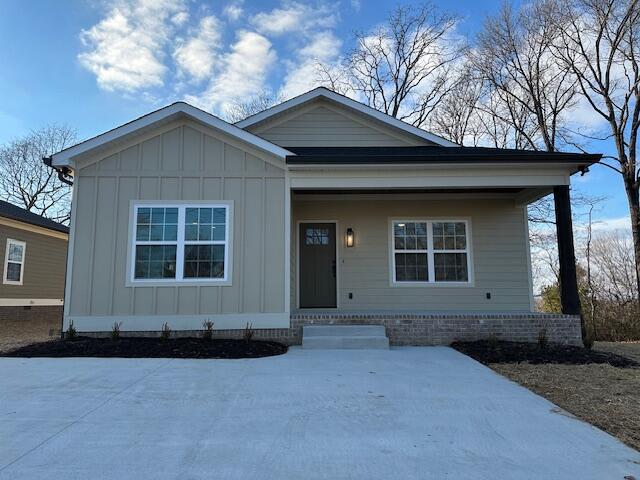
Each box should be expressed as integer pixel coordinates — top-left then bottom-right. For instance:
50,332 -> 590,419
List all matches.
451,340 -> 639,368
2,337 -> 288,359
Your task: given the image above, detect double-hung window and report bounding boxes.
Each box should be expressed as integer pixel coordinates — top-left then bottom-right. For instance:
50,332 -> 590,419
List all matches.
131,203 -> 231,284
391,220 -> 471,285
3,239 -> 26,285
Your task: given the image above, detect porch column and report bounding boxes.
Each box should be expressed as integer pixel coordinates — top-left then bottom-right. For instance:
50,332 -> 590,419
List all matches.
553,185 -> 581,315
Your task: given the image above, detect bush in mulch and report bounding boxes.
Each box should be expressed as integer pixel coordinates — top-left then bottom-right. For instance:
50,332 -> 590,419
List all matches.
451,340 -> 638,368
2,337 -> 288,359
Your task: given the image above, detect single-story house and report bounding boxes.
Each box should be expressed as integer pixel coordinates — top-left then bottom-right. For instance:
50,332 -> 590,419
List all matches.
0,200 -> 68,328
46,88 -> 600,345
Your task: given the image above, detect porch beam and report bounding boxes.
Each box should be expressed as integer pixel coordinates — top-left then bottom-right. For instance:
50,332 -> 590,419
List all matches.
553,185 -> 581,315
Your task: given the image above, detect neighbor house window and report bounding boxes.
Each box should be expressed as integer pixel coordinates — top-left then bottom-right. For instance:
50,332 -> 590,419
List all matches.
3,239 -> 26,285
391,220 -> 471,285
131,203 -> 231,283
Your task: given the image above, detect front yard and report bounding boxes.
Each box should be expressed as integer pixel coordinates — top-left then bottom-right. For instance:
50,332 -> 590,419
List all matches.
453,340 -> 640,451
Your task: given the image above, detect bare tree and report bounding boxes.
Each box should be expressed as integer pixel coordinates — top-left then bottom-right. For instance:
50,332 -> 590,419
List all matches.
224,90 -> 283,124
428,65 -> 484,145
552,0 -> 640,301
471,1 -> 580,152
317,2 -> 466,127
0,125 -> 76,224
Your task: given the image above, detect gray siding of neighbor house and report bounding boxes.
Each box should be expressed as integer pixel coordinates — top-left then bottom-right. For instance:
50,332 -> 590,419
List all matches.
67,121 -> 286,329
248,101 -> 433,147
292,196 -> 532,312
0,224 -> 67,300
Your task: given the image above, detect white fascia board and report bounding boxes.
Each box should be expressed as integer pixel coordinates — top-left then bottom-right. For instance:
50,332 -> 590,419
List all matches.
236,87 -> 459,147
50,102 -> 294,168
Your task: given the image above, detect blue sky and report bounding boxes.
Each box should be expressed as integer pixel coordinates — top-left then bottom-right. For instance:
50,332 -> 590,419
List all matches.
0,0 -> 629,227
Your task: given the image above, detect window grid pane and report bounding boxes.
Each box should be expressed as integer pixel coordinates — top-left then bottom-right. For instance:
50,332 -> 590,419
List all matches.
433,222 -> 466,251
136,207 -> 178,242
393,222 -> 428,252
434,253 -> 468,282
185,207 -> 226,242
6,262 -> 21,282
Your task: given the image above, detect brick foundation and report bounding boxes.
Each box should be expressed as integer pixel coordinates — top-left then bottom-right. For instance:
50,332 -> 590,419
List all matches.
83,312 -> 582,346
0,306 -> 63,337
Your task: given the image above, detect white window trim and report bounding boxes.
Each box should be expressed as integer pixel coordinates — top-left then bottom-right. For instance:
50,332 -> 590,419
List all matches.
127,201 -> 234,287
388,218 -> 474,287
3,238 -> 26,286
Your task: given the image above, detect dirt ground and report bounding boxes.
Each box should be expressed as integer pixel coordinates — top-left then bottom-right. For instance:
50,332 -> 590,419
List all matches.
0,313 -> 61,353
486,342 -> 640,452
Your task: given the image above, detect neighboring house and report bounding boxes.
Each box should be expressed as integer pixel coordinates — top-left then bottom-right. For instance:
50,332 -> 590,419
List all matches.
0,200 -> 68,326
47,88 -> 600,345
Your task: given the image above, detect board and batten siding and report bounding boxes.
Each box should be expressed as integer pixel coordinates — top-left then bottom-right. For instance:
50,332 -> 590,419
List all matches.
248,101 -> 432,147
66,121 -> 287,332
292,197 -> 533,312
0,224 -> 67,301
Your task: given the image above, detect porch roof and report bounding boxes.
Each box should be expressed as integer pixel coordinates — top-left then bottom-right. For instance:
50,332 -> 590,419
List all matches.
285,146 -> 601,172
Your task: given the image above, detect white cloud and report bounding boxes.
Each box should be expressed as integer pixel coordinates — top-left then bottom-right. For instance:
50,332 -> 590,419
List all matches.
78,0 -> 187,92
350,0 -> 361,11
186,30 -> 277,113
223,0 -> 244,21
174,15 -> 222,82
279,31 -> 342,99
592,216 -> 631,232
250,1 -> 338,36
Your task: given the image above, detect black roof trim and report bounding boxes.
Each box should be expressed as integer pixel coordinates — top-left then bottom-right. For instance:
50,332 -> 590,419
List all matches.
285,146 -> 602,165
0,201 -> 69,234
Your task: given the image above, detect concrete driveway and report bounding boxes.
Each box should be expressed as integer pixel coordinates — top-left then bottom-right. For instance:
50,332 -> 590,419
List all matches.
1,347 -> 638,479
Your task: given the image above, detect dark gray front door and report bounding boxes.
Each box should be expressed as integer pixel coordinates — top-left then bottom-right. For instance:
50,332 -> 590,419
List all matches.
299,223 -> 337,308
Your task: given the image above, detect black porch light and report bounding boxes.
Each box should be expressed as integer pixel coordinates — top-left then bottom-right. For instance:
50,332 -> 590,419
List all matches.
345,228 -> 355,247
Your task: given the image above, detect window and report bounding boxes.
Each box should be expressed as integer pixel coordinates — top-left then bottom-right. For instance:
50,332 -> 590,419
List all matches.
305,228 -> 329,245
4,239 -> 26,285
131,203 -> 231,283
391,220 -> 471,285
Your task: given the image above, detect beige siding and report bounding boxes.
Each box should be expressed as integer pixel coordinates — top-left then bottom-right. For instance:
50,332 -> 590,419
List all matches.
0,224 -> 67,300
250,102 -> 432,147
292,196 -> 532,312
68,121 -> 286,329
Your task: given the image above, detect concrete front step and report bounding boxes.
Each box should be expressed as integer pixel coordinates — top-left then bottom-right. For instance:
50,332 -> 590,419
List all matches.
302,325 -> 389,349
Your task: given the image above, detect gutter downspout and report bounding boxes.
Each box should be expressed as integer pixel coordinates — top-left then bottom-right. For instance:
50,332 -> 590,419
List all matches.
43,156 -> 74,186
42,156 -> 73,339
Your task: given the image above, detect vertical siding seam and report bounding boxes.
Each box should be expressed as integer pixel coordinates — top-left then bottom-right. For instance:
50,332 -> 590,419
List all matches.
260,177 -> 266,312
217,177 -> 224,315
238,173 -> 245,313
131,175 -> 142,314
197,146 -> 204,315
108,172 -> 120,315
87,177 -> 99,315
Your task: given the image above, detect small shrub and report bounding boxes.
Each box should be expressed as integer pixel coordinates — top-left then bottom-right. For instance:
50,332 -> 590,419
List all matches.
111,322 -> 122,340
160,322 -> 171,340
537,328 -> 548,349
202,320 -> 214,340
243,322 -> 254,342
66,320 -> 77,340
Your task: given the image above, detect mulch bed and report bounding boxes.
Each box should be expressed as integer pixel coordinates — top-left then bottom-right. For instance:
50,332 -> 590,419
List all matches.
451,340 -> 638,368
2,337 -> 288,359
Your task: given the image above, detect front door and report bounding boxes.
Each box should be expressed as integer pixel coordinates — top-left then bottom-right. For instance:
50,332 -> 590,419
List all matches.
299,223 -> 337,308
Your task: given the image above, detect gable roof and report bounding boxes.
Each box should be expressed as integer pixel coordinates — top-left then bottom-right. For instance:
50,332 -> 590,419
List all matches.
235,87 -> 459,147
50,102 -> 294,168
0,200 -> 69,234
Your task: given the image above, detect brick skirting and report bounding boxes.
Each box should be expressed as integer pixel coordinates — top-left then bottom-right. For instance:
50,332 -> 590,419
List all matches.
85,312 -> 582,346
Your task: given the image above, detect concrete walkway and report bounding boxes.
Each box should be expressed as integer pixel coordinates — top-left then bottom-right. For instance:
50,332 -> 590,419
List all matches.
1,347 -> 638,479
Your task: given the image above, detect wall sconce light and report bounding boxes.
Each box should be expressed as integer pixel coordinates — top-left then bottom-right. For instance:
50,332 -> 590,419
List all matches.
345,228 -> 355,247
